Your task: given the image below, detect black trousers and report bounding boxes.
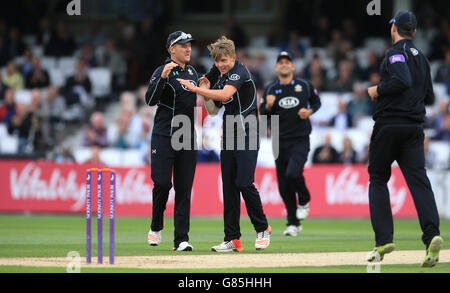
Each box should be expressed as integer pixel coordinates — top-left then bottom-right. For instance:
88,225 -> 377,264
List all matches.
220,149 -> 269,241
368,124 -> 440,248
150,134 -> 197,247
275,136 -> 311,227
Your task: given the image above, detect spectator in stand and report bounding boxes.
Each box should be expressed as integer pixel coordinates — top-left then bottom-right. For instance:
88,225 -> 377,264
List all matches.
432,100 -> 449,135
62,59 -> 92,108
7,102 -> 33,153
429,19 -> 450,61
3,60 -> 24,90
5,27 -> 26,61
433,113 -> 450,142
312,132 -> 339,164
223,16 -> 248,49
303,53 -> 329,91
0,71 -> 10,101
329,99 -> 353,130
65,59 -> 92,94
83,111 -> 108,148
237,50 -> 264,93
0,88 -> 15,123
339,137 -> 358,164
111,108 -> 132,149
434,49 -> 450,84
341,18 -> 361,47
39,86 -> 66,146
117,24 -> 140,89
135,18 -> 161,84
280,30 -> 306,59
311,15 -> 331,48
19,48 -> 34,77
362,51 -> 382,80
347,82 -> 371,123
330,59 -> 356,93
25,55 -> 50,89
96,38 -> 128,92
54,146 -> 76,163
75,43 -> 98,68
37,17 -> 52,48
0,37 -> 9,67
44,21 -> 76,57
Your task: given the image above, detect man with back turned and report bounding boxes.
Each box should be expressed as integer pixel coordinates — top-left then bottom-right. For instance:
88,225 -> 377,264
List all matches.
366,11 -> 443,267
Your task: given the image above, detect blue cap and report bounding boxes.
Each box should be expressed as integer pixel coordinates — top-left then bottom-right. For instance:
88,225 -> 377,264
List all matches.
166,31 -> 195,49
389,10 -> 417,32
277,51 -> 294,63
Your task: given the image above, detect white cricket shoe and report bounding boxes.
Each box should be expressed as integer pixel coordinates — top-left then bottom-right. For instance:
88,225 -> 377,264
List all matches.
147,229 -> 161,246
174,241 -> 193,251
296,203 -> 310,220
211,239 -> 243,252
283,225 -> 303,237
255,225 -> 271,250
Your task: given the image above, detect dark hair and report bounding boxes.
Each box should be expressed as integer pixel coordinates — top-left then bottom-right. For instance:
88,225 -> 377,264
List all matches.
397,23 -> 415,39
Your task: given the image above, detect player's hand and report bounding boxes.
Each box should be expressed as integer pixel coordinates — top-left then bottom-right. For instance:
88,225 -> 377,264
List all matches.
368,86 -> 379,101
161,62 -> 179,79
298,108 -> 312,120
199,75 -> 210,89
265,95 -> 276,110
177,78 -> 197,92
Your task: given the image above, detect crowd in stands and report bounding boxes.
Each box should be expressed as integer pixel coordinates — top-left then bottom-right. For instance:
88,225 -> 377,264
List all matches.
0,11 -> 449,169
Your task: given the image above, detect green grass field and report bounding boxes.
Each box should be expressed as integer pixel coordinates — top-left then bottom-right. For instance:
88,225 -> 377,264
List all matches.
0,214 -> 448,273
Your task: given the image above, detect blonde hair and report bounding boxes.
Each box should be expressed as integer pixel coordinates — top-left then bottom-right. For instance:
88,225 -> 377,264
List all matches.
207,36 -> 235,60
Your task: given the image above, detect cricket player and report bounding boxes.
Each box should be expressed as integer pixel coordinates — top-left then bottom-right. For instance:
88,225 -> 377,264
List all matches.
177,36 -> 271,252
366,11 -> 443,267
260,51 -> 321,236
145,31 -> 198,251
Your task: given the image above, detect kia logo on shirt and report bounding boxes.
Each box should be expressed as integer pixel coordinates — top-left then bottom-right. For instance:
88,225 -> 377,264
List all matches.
278,97 -> 300,109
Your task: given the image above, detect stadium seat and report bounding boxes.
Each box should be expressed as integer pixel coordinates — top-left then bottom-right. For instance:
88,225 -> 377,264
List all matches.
14,90 -> 32,105
88,67 -> 112,98
122,149 -> 145,167
0,124 -> 18,154
433,83 -> 449,101
429,142 -> 450,170
58,57 -> 77,77
48,68 -> 66,87
41,57 -> 57,71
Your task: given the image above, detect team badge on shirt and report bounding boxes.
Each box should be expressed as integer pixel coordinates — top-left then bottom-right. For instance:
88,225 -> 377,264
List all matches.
188,68 -> 194,75
410,48 -> 419,56
229,74 -> 240,81
295,85 -> 303,92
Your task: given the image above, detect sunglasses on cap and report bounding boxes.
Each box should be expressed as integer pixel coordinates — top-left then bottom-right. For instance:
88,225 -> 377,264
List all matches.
170,32 -> 192,47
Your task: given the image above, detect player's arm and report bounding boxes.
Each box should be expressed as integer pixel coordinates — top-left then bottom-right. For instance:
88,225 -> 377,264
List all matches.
178,80 -> 236,102
145,66 -> 167,106
308,84 -> 321,113
299,83 -> 321,119
203,64 -> 221,88
259,84 -> 276,115
377,51 -> 413,97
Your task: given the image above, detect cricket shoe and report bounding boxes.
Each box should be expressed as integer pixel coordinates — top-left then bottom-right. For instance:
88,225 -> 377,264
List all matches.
255,225 -> 271,250
283,225 -> 303,237
211,239 -> 243,252
366,243 -> 395,262
173,241 -> 194,251
296,203 -> 309,220
147,229 -> 161,246
422,236 -> 444,267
